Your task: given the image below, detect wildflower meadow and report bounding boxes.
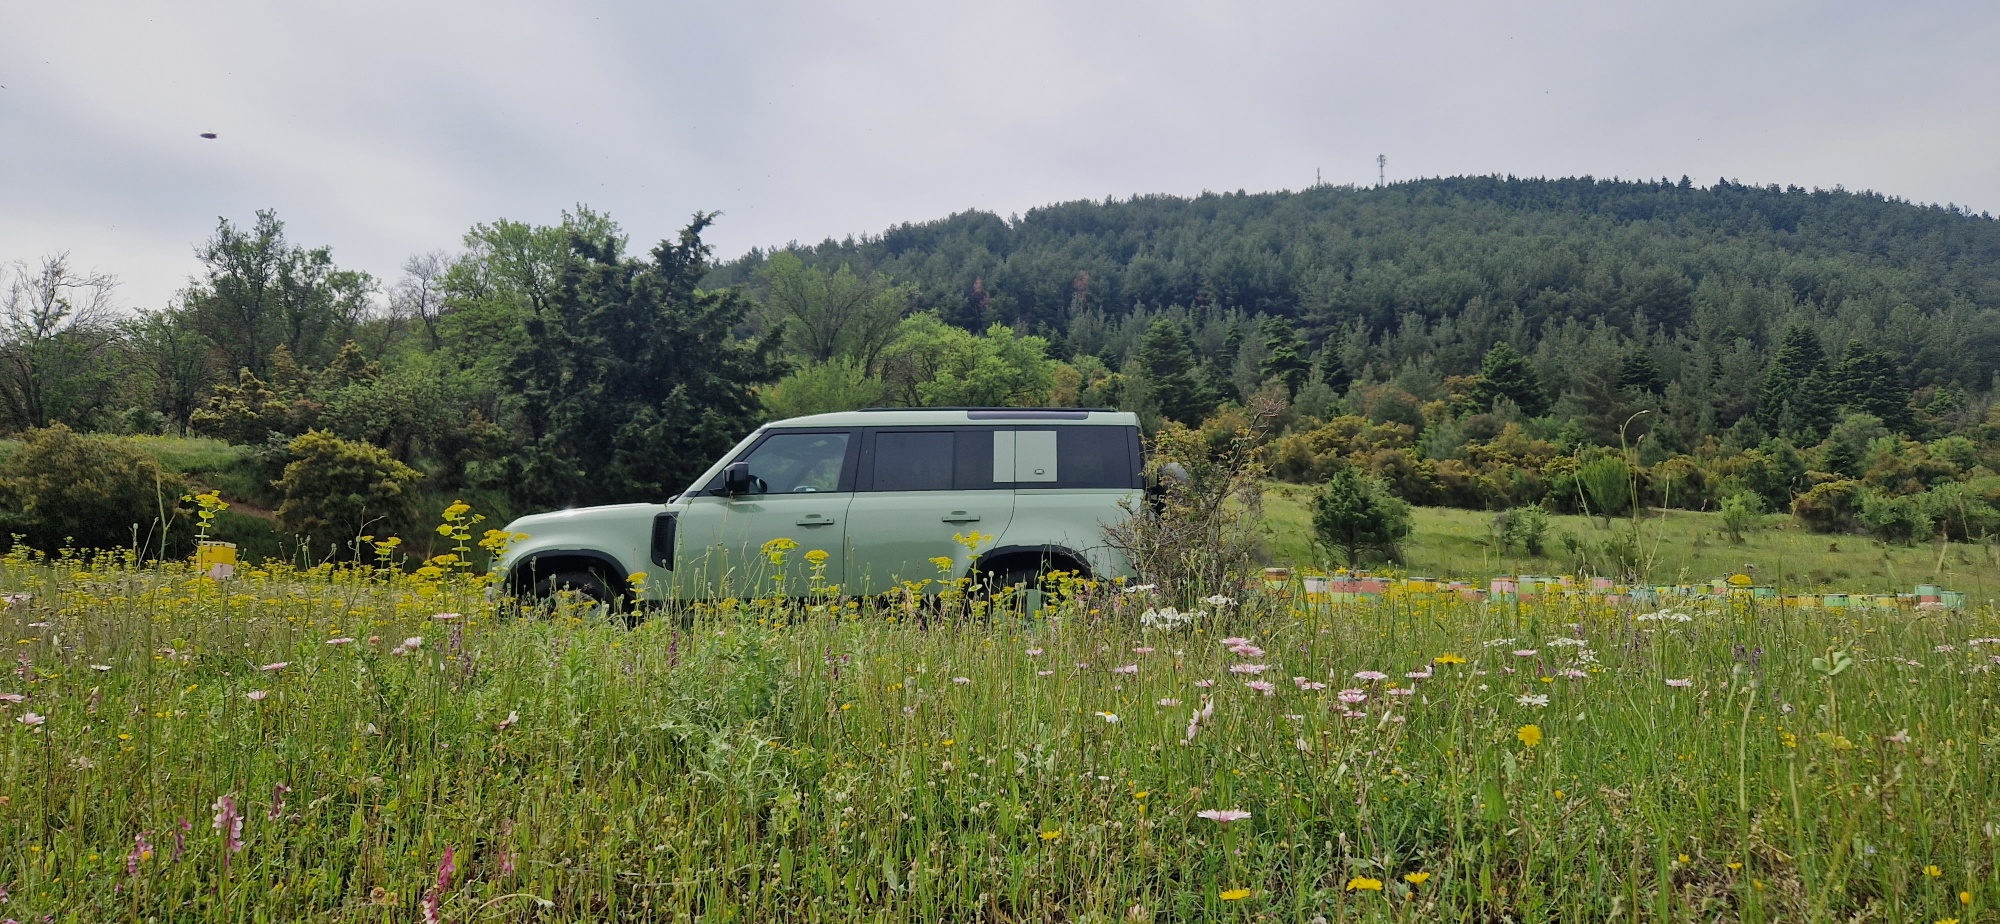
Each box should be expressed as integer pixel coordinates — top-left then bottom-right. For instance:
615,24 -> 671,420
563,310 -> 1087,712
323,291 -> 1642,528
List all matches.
2,516 -> 1997,921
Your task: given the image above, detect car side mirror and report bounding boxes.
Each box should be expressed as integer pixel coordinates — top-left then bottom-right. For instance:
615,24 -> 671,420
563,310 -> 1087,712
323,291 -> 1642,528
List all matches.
722,461 -> 752,495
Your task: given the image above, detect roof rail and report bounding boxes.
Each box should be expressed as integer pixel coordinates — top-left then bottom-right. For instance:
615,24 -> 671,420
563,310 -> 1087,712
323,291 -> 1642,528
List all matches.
856,407 -> 1115,413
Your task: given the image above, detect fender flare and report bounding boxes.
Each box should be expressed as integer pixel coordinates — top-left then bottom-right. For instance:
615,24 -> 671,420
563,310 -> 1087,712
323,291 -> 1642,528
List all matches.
506,548 -> 632,595
970,544 -> 1094,580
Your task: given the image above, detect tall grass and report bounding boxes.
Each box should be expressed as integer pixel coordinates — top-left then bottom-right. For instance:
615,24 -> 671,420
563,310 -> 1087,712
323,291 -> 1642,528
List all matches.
1,542 -> 1995,921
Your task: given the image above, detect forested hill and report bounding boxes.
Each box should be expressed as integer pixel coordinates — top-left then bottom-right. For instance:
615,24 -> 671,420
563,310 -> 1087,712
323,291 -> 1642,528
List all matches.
705,176 -> 2000,393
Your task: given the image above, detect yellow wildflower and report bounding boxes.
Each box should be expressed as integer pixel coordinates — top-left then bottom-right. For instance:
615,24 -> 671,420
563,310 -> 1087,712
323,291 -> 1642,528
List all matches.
1403,871 -> 1431,885
1433,653 -> 1467,665
1345,876 -> 1384,892
1517,724 -> 1543,747
1038,830 -> 1061,841
1219,888 -> 1251,901
760,537 -> 799,564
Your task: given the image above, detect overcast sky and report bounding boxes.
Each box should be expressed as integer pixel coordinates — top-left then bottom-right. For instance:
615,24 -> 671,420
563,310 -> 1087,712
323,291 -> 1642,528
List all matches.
4,0 -> 1997,310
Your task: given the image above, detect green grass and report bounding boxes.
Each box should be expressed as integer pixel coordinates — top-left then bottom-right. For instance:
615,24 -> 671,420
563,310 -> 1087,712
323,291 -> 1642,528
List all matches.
1263,482 -> 2000,596
2,542 -> 1997,921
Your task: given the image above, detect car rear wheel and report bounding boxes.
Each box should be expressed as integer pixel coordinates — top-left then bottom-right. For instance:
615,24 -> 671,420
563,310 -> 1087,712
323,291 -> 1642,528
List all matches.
972,563 -> 1053,614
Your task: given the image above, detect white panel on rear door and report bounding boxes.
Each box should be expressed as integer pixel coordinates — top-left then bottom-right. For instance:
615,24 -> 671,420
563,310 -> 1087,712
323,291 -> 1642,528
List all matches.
1015,430 -> 1058,483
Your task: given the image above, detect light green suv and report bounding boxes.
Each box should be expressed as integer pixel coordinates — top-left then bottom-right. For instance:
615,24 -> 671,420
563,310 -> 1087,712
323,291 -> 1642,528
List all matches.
493,408 -> 1144,605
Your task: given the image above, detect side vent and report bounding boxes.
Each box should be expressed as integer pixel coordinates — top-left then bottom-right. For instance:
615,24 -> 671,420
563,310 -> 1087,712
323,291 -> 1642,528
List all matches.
650,512 -> 677,568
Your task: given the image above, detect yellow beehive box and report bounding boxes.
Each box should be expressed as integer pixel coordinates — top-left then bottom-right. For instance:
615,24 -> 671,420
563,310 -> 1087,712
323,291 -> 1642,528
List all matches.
195,541 -> 238,566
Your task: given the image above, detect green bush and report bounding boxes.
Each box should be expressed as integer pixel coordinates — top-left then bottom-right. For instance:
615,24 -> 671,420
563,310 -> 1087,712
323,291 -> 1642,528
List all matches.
274,431 -> 424,557
1919,482 -> 2000,542
1491,505 -> 1550,557
1791,479 -> 1862,534
1720,491 -> 1764,544
0,425 -> 184,552
1577,455 -> 1633,520
1857,489 -> 1932,545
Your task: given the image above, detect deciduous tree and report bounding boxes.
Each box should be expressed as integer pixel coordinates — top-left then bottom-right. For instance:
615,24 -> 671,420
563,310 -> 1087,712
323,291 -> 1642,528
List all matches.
0,254 -> 120,431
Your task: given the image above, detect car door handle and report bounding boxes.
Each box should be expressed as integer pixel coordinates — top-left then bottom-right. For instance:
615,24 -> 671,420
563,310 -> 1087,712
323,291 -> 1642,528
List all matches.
942,511 -> 981,523
796,514 -> 836,527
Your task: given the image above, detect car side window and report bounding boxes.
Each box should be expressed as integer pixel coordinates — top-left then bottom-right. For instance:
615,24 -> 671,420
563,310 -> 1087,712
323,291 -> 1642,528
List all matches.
736,432 -> 851,494
1053,426 -> 1140,488
871,430 -> 954,491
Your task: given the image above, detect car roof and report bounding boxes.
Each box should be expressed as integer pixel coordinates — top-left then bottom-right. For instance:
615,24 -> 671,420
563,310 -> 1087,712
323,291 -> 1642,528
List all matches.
768,408 -> 1141,429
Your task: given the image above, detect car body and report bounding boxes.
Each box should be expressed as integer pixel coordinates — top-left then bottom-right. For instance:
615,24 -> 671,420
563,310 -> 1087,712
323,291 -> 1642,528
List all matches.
493,408 -> 1144,603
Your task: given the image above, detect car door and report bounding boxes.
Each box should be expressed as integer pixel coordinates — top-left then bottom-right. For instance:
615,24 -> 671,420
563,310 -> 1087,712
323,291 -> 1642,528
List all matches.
1003,424 -> 1144,571
843,427 -> 1015,595
672,429 -> 855,599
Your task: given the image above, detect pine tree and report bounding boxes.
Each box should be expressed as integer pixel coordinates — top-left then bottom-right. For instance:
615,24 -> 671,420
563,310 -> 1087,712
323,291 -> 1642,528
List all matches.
1138,318 -> 1211,424
1818,437 -> 1857,477
1257,317 -> 1311,396
1473,341 -> 1549,416
1757,326 -> 1834,442
1618,346 -> 1665,395
1318,338 -> 1352,394
1311,465 -> 1412,567
1830,340 -> 1910,433
505,214 -> 781,507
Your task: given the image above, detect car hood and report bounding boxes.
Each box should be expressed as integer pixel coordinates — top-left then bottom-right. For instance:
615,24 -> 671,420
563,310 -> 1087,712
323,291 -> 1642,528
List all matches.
504,502 -> 667,535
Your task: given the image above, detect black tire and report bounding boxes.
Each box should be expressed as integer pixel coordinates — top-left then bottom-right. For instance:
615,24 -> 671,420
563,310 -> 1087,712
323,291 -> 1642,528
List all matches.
530,570 -> 620,613
972,563 -> 1048,612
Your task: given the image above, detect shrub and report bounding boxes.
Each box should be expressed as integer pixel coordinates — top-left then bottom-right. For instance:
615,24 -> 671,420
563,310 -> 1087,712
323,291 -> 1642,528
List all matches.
1491,505 -> 1550,557
1791,480 -> 1862,534
0,424 -> 183,552
274,431 -> 423,556
1719,491 -> 1764,544
1577,455 -> 1633,520
1103,397 -> 1276,602
1856,489 -> 1932,545
1919,482 -> 2000,542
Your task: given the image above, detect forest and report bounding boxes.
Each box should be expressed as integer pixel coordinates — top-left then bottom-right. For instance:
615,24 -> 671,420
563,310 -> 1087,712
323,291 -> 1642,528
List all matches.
2,175 -> 1997,561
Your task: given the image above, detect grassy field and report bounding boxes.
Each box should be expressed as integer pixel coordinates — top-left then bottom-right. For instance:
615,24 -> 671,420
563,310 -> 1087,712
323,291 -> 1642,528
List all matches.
3,528 -> 1998,921
1263,482 -> 2000,598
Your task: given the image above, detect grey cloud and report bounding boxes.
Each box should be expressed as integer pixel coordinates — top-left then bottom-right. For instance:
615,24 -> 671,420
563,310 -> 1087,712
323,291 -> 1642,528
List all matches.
1,0 -> 1995,310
